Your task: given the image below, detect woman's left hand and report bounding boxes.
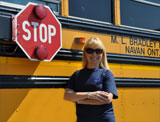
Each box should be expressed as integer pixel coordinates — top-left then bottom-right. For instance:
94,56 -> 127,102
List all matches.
102,92 -> 113,104
90,91 -> 113,104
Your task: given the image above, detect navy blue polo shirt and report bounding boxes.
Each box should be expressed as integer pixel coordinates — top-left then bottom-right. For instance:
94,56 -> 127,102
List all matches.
66,68 -> 118,122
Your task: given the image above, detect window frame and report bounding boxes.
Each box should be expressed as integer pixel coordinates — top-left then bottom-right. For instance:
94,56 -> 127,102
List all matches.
120,0 -> 160,33
0,0 -> 61,15
68,0 -> 114,25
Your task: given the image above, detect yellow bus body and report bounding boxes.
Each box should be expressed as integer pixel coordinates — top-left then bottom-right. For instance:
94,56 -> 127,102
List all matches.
0,0 -> 160,122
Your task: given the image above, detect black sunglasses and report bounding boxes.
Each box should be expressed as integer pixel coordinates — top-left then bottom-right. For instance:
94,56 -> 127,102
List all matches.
85,48 -> 103,54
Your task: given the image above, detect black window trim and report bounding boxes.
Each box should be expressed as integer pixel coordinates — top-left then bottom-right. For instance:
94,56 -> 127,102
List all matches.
120,24 -> 160,35
68,15 -> 113,26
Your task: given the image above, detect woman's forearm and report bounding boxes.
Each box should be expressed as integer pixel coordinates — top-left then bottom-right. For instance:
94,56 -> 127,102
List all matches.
64,89 -> 113,104
77,93 -> 113,105
77,99 -> 107,105
64,89 -> 88,102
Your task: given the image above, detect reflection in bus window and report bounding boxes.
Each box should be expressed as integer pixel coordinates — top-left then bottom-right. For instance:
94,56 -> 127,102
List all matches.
69,0 -> 112,23
121,0 -> 160,31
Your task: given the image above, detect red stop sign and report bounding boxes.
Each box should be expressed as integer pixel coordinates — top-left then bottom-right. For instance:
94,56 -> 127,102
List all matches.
12,2 -> 62,61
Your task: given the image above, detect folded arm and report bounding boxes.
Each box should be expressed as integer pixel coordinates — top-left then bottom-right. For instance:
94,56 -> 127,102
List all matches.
77,93 -> 113,105
64,88 -> 88,102
64,88 -> 113,105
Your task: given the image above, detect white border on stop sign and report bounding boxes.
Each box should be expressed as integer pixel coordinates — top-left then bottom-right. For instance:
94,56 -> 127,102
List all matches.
13,2 -> 62,62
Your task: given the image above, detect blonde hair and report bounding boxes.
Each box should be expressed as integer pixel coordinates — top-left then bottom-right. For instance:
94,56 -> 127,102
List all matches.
82,37 -> 109,69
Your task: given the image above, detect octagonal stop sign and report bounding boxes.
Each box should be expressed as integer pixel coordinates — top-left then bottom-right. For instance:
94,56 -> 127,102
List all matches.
12,2 -> 62,61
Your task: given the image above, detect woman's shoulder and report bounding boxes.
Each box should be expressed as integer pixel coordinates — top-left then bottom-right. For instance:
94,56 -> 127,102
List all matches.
72,70 -> 80,76
102,68 -> 114,76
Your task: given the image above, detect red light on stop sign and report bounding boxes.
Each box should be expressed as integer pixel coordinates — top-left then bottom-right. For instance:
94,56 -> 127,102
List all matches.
35,45 -> 48,60
34,4 -> 47,19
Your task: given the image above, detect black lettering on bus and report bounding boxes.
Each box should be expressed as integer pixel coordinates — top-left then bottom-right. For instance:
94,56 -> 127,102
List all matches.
147,48 -> 159,56
138,38 -> 146,47
152,40 -> 157,48
125,46 -> 145,55
130,37 -> 156,48
111,35 -> 118,44
134,38 -> 138,46
142,38 -> 146,47
121,36 -> 126,45
146,39 -> 154,48
129,37 -> 134,45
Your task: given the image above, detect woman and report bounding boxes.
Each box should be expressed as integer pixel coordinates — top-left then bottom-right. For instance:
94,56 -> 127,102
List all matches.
64,37 -> 118,122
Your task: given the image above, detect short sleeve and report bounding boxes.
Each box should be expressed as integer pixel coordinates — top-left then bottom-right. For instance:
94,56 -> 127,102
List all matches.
103,69 -> 118,99
66,70 -> 79,91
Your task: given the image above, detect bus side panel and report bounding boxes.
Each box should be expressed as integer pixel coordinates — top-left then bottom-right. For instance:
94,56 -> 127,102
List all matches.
114,88 -> 160,122
0,88 -> 76,122
0,88 -> 160,122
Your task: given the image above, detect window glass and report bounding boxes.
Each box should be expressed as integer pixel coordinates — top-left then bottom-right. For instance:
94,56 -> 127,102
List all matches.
3,0 -> 44,5
69,0 -> 112,23
47,3 -> 58,12
0,0 -> 59,13
120,0 -> 160,31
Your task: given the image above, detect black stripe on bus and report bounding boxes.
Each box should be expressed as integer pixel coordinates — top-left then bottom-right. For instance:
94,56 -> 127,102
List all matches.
0,75 -> 160,88
0,43 -> 160,66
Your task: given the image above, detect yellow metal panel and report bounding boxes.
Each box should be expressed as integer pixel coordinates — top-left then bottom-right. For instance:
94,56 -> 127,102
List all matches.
120,64 -> 160,78
62,28 -> 93,50
1,88 -> 160,122
121,69 -> 160,78
0,57 -> 160,79
122,64 -> 160,71
0,57 -> 82,76
61,29 -> 121,53
113,88 -> 160,122
114,0 -> 121,25
61,0 -> 69,16
0,56 -> 6,63
62,29 -> 160,58
0,89 -> 76,122
110,63 -> 160,78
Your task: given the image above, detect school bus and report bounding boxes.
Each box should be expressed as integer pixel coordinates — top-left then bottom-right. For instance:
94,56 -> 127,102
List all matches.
0,0 -> 160,122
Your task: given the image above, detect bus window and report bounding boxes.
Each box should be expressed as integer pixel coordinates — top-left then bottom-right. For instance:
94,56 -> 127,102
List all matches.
120,0 -> 160,31
0,0 -> 61,14
69,0 -> 112,23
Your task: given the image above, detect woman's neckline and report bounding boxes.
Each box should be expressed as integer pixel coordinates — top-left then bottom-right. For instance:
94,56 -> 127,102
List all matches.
84,67 -> 99,71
